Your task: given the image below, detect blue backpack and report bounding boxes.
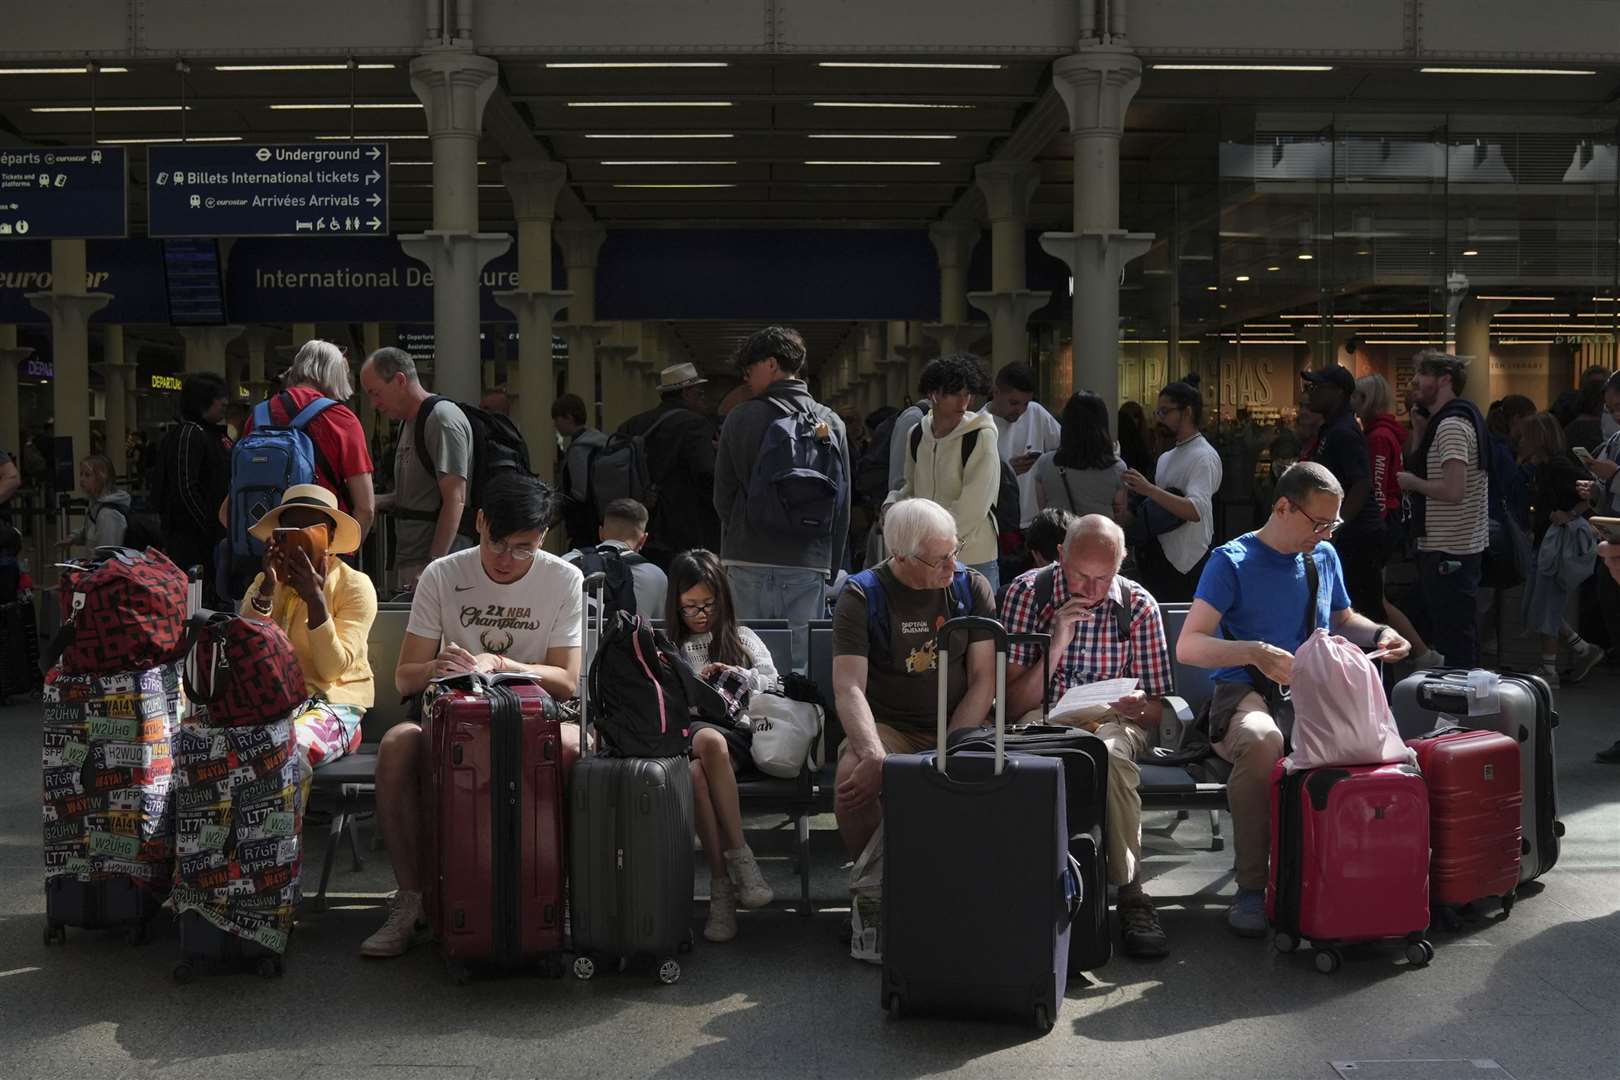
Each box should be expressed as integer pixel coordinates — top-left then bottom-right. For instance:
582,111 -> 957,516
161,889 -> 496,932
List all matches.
744,396 -> 846,541
850,566 -> 974,663
228,391 -> 337,563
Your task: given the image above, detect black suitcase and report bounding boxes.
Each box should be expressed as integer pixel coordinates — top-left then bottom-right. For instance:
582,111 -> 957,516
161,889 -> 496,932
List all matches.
568,573 -> 695,985
948,631 -> 1110,973
1390,669 -> 1562,883
883,617 -> 1080,1032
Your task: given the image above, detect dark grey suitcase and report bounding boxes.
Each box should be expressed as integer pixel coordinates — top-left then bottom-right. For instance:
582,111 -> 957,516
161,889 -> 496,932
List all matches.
1390,669 -> 1562,883
568,573 -> 695,984
882,617 -> 1080,1032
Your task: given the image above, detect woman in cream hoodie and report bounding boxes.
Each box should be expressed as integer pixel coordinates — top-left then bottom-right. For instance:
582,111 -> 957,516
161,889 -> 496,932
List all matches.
890,354 -> 1004,590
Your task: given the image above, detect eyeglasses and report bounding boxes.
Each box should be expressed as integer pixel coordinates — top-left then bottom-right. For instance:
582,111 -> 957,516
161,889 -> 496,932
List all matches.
906,543 -> 963,570
1288,498 -> 1343,536
1154,404 -> 1184,419
486,538 -> 540,561
679,600 -> 717,617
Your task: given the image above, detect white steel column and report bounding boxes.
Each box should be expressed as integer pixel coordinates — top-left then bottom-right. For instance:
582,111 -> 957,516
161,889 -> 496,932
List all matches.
400,47 -> 509,405
1039,46 -> 1154,431
967,162 -> 1050,372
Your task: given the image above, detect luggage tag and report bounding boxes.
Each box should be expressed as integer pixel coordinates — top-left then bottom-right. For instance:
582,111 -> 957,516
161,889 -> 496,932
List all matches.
1465,669 -> 1500,717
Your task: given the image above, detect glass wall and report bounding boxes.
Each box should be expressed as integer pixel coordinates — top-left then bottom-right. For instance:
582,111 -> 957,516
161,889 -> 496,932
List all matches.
1107,111 -> 1620,534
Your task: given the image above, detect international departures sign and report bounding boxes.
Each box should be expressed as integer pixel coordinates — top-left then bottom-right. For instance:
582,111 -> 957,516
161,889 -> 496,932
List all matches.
147,143 -> 389,238
0,146 -> 128,240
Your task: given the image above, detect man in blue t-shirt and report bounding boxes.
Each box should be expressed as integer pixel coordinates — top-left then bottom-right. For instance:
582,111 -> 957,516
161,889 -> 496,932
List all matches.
1176,461 -> 1411,938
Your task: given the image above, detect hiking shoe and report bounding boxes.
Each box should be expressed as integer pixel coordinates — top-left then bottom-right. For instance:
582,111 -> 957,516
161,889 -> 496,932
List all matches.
360,889 -> 427,958
1226,888 -> 1268,938
725,846 -> 774,910
1117,893 -> 1169,958
704,876 -> 738,943
1564,639 -> 1604,685
1595,740 -> 1620,765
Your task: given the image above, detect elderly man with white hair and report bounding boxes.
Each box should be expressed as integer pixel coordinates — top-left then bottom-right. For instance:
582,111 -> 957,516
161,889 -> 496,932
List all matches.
830,497 -> 997,862
998,512 -> 1174,958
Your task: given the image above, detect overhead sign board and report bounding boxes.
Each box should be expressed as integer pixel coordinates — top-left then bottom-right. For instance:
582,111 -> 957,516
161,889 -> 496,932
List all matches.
0,146 -> 127,240
147,143 -> 389,238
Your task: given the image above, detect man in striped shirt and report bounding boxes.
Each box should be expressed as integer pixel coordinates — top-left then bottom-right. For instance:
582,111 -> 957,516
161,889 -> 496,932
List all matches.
1000,514 -> 1174,958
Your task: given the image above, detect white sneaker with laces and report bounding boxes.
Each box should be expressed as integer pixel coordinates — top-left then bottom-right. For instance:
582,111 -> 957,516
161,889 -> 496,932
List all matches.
725,846 -> 774,910
704,876 -> 738,943
360,889 -> 428,958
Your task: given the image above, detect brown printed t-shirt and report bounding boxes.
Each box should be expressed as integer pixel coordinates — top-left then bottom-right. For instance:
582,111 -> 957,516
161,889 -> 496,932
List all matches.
832,565 -> 996,732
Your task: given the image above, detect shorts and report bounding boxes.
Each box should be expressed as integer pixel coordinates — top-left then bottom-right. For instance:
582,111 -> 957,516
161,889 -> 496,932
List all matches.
838,722 -> 935,759
689,719 -> 754,775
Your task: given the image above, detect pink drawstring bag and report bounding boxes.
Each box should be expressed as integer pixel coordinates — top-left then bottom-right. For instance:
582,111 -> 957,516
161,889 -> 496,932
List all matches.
1283,629 -> 1416,774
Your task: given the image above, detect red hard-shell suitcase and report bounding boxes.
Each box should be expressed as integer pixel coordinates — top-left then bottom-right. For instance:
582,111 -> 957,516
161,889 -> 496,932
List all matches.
1407,729 -> 1521,918
420,673 -> 568,981
1266,760 -> 1433,974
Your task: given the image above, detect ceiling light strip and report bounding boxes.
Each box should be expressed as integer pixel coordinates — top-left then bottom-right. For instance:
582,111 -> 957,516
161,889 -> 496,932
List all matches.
32,104 -> 188,113
546,62 -> 728,69
818,61 -> 1003,70
96,136 -> 242,144
584,133 -> 734,139
215,63 -> 395,72
567,100 -> 733,107
1419,67 -> 1595,75
1152,63 -> 1334,72
811,101 -> 974,109
268,103 -> 421,110
0,66 -> 128,75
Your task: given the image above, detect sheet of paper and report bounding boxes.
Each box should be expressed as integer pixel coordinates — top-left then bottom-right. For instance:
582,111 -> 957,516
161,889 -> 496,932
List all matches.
1048,677 -> 1139,718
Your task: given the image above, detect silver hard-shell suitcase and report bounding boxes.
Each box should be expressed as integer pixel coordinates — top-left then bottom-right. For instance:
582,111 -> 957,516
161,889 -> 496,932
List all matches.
1390,669 -> 1561,883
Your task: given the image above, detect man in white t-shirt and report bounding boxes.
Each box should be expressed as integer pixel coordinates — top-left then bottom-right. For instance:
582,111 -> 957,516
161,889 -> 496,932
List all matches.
361,473 -> 583,958
1123,380 -> 1223,602
991,362 -> 1063,529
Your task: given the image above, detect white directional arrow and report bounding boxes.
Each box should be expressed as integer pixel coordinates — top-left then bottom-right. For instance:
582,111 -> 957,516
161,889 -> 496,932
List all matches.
366,192 -> 381,207
367,216 -> 382,231
367,146 -> 381,161
364,170 -> 381,185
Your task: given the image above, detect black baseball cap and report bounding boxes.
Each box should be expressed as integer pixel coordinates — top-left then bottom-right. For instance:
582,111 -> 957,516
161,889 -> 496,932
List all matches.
1301,364 -> 1356,398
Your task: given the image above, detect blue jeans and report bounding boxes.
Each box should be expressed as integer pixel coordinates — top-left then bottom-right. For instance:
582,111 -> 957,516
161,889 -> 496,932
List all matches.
1417,550 -> 1482,668
968,560 -> 1000,594
724,563 -> 826,672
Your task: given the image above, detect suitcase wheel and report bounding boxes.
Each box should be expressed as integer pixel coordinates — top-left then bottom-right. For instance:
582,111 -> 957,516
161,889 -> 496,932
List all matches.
171,962 -> 194,985
886,993 -> 903,1021
572,955 -> 596,981
256,956 -> 284,979
1404,940 -> 1434,967
1314,948 -> 1343,975
43,922 -> 65,947
1033,1004 -> 1053,1033
1272,932 -> 1298,955
657,959 -> 681,985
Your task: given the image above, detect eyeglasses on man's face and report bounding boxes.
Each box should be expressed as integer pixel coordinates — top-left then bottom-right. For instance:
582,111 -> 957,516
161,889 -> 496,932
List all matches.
486,538 -> 540,561
906,542 -> 963,571
1154,404 -> 1185,420
1288,498 -> 1343,536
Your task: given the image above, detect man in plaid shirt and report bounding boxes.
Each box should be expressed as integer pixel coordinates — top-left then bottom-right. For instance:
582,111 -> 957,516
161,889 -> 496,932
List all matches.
1000,514 -> 1172,958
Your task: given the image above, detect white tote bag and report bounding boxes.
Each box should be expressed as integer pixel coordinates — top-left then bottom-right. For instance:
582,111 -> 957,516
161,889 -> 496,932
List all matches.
1284,629 -> 1415,774
747,690 -> 823,778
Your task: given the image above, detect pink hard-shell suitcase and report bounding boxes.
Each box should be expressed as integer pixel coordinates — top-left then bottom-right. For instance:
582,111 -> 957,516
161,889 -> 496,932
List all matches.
1266,759 -> 1433,973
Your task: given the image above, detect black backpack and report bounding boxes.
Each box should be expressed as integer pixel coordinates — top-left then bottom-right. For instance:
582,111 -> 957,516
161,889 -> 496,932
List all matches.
909,424 -> 1023,536
853,412 -> 901,507
412,396 -> 533,539
573,544 -> 648,618
586,611 -> 729,758
121,512 -> 165,553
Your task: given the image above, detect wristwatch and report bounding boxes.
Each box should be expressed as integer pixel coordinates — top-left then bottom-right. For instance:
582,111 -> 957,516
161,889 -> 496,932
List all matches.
1372,623 -> 1393,648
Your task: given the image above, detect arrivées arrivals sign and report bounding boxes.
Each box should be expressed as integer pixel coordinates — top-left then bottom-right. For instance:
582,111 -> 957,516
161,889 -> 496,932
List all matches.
147,143 -> 389,238
0,146 -> 127,240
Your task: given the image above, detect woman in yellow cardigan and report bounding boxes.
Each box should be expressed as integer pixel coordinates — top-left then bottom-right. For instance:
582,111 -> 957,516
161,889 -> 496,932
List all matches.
239,484 -> 376,780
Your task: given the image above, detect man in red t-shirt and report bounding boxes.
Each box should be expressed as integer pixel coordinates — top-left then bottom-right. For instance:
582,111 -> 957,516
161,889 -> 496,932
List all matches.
239,343 -> 376,539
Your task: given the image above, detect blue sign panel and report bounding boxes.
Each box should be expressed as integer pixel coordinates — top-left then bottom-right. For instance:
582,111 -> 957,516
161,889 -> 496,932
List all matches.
147,143 -> 389,238
0,146 -> 127,240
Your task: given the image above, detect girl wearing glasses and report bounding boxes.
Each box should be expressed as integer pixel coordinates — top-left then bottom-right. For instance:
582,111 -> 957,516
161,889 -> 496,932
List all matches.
665,548 -> 780,943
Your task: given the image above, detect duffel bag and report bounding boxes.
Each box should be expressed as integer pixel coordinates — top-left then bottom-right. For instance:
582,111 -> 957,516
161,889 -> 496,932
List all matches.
748,688 -> 822,778
50,546 -> 189,674
182,613 -> 307,727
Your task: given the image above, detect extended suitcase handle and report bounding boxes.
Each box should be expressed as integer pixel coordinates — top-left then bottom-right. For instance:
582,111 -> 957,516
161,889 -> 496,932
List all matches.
935,616 -> 1009,775
579,572 -> 607,759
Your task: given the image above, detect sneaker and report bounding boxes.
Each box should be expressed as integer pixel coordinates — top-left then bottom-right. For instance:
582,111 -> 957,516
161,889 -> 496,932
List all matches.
703,876 -> 738,943
359,889 -> 427,958
1595,740 -> 1620,765
1117,893 -> 1169,958
1564,639 -> 1604,685
1412,648 -> 1446,671
724,846 -> 774,910
1226,888 -> 1267,938
1537,664 -> 1561,690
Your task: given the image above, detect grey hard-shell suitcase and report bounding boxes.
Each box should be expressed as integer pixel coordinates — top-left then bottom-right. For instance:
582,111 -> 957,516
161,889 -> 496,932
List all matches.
881,617 -> 1081,1032
1390,669 -> 1562,883
567,573 -> 695,984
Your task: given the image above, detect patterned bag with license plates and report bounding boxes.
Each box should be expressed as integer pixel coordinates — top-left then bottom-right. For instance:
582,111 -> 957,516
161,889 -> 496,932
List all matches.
182,613 -> 307,728
51,547 -> 190,675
